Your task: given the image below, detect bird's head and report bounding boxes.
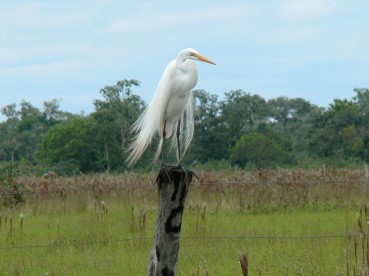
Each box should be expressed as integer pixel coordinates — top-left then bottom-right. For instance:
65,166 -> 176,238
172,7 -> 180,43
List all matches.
180,48 -> 216,65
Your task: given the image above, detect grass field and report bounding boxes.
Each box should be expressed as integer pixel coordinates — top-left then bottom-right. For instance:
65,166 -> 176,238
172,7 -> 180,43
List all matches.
1,167 -> 369,275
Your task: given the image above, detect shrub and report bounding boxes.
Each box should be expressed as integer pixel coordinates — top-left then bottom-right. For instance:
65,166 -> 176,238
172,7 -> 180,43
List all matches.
0,164 -> 25,208
229,132 -> 293,169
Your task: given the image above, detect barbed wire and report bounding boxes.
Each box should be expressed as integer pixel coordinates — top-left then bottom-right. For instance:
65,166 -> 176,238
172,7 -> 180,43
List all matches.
1,178 -> 369,198
201,179 -> 369,185
0,234 -> 356,250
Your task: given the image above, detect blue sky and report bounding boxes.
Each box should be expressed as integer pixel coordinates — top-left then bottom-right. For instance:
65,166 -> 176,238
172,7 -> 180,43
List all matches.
1,1 -> 368,121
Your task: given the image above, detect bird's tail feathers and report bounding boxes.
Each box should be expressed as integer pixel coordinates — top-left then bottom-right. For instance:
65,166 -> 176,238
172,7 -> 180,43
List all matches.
152,136 -> 164,165
126,106 -> 159,167
127,91 -> 194,167
169,91 -> 195,163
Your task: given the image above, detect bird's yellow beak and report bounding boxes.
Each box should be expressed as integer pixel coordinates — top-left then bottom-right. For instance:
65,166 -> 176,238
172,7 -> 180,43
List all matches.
193,53 -> 216,65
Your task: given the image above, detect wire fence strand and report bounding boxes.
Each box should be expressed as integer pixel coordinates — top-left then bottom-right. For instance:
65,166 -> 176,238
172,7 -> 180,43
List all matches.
0,234 -> 356,250
1,179 -> 369,198
1,178 -> 367,252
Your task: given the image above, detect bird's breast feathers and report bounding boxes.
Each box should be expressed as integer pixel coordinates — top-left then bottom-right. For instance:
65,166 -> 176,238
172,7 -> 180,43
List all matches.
171,62 -> 198,95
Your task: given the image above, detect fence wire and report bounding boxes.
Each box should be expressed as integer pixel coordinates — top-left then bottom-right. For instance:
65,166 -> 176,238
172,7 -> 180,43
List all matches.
0,234 -> 356,250
1,179 -> 369,198
0,178 -> 367,252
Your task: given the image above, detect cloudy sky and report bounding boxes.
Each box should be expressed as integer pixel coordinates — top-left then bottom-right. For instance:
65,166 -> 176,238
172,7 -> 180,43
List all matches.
1,1 -> 368,121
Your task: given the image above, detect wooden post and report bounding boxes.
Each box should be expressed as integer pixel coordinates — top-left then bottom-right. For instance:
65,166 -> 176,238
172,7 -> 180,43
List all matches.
148,165 -> 193,276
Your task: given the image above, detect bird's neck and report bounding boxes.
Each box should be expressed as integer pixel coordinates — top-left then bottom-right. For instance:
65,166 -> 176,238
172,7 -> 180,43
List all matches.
177,58 -> 195,73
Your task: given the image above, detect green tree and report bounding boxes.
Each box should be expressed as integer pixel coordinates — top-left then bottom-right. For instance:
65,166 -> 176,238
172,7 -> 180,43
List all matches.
220,90 -> 268,146
267,97 -> 319,158
342,124 -> 364,155
0,100 -> 74,165
93,79 -> 145,170
307,99 -> 361,159
37,117 -> 103,174
17,101 -> 46,162
353,88 -> 369,161
43,99 -> 74,127
229,132 -> 292,169
268,97 -> 315,125
0,104 -> 20,163
354,88 -> 369,118
189,90 -> 228,162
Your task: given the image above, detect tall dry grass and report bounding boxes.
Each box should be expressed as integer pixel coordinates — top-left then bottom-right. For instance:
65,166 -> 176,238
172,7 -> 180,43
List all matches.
15,166 -> 369,213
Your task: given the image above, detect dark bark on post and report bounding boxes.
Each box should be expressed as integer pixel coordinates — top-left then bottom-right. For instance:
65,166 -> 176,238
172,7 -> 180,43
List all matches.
148,165 -> 193,276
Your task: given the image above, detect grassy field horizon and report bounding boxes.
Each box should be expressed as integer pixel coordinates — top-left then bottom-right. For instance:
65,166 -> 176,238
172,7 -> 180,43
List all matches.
1,167 -> 369,274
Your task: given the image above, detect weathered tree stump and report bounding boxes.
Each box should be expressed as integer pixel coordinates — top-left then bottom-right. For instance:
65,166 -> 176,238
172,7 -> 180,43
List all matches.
148,165 -> 194,276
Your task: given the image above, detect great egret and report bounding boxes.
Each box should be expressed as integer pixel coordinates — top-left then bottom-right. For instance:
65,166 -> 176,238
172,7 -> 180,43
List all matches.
127,48 -> 215,166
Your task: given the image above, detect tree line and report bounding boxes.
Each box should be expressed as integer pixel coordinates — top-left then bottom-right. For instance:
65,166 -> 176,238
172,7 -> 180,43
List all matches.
1,79 -> 368,175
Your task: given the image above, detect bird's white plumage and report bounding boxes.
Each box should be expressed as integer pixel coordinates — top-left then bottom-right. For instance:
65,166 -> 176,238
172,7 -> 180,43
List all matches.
127,48 -> 215,166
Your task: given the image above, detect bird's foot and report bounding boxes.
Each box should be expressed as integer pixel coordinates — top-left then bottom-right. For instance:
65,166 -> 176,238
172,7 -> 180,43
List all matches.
156,163 -> 199,185
158,163 -> 174,185
175,163 -> 183,170
176,163 -> 199,181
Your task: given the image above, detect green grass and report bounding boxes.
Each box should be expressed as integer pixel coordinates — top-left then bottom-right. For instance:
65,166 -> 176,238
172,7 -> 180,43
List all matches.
0,168 -> 368,274
0,194 -> 360,275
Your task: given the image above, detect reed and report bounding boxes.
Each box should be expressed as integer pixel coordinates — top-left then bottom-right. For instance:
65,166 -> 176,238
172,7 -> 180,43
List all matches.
239,251 -> 248,276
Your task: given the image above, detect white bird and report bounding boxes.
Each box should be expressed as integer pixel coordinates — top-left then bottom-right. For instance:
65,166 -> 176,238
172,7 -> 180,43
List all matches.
127,48 -> 215,166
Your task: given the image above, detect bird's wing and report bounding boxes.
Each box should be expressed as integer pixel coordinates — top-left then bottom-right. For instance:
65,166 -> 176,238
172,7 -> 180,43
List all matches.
150,60 -> 176,136
182,90 -> 195,158
170,90 -> 194,163
126,60 -> 176,166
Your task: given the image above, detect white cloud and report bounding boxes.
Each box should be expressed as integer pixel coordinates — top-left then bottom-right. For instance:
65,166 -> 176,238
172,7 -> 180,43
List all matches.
0,0 -> 368,118
278,0 -> 338,20
0,59 -> 86,77
0,2 -> 97,30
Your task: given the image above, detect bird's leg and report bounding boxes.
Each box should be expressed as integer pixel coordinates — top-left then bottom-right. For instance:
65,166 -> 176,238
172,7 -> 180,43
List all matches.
159,120 -> 175,184
176,119 -> 181,166
161,120 -> 166,164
